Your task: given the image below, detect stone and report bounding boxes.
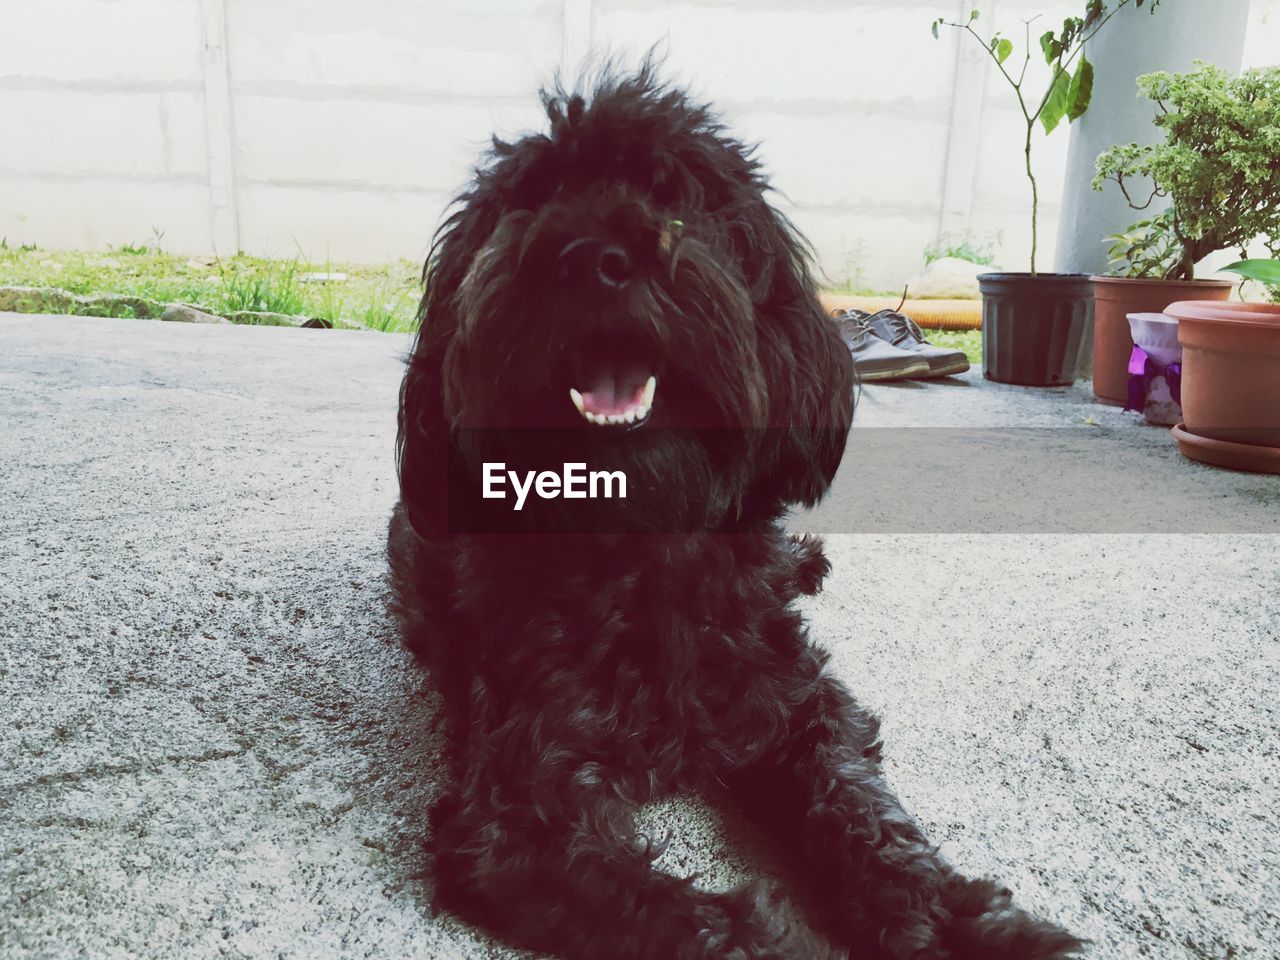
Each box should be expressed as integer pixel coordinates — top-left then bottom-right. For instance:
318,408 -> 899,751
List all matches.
0,285 -> 76,313
78,294 -> 166,320
161,303 -> 231,324
227,310 -> 308,327
906,257 -> 993,300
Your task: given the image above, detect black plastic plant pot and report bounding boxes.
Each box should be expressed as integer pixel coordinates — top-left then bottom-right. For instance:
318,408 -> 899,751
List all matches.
978,273 -> 1095,387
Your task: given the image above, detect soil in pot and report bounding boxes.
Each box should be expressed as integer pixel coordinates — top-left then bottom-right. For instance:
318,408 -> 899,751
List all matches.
1090,277 -> 1233,404
979,273 -> 1093,387
1169,300 -> 1280,450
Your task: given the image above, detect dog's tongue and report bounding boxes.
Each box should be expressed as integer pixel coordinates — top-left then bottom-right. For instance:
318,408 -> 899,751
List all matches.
577,361 -> 650,416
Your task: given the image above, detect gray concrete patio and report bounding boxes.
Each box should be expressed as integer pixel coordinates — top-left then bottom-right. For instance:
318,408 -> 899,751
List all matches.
1,313 -> 1277,959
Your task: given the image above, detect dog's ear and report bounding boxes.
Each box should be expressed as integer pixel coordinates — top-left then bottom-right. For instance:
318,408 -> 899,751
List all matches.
396,336 -> 449,540
397,180 -> 505,539
742,204 -> 855,509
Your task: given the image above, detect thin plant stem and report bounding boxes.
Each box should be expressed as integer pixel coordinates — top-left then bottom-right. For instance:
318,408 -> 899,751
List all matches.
942,0 -> 1150,276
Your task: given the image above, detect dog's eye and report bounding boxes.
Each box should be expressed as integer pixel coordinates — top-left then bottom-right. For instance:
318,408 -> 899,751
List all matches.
651,175 -> 679,208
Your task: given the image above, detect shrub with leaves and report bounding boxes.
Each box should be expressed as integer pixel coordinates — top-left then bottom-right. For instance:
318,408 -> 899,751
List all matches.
1102,209 -> 1182,278
1094,62 -> 1280,281
933,0 -> 1161,273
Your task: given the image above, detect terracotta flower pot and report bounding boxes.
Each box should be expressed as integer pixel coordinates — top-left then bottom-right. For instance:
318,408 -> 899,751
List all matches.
1089,277 -> 1233,404
1170,300 -> 1280,448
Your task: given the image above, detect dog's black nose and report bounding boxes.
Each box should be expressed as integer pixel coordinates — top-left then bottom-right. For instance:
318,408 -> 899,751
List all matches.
559,239 -> 633,291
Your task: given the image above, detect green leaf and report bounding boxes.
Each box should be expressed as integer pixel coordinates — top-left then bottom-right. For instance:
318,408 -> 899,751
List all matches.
931,19 -> 940,39
1040,65 -> 1071,133
995,38 -> 1013,64
970,8 -> 980,21
1039,30 -> 1060,64
1221,259 -> 1280,284
1061,16 -> 1083,49
1067,55 -> 1095,121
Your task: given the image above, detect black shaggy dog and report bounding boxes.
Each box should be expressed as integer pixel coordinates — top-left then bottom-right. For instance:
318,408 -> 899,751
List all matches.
388,64 -> 1081,960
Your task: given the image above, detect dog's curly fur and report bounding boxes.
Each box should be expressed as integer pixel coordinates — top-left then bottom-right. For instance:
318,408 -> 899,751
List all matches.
388,63 -> 1082,960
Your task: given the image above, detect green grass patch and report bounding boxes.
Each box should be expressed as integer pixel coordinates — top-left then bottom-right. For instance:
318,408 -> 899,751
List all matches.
217,258 -> 307,316
820,281 -> 904,297
921,329 -> 982,365
0,245 -> 987,363
0,246 -> 423,333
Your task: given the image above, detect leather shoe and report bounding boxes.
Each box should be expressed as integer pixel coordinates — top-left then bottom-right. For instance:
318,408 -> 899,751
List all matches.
861,309 -> 970,378
832,311 -> 932,381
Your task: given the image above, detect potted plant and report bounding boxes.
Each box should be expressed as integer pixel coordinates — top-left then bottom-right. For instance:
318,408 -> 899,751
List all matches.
1221,258 -> 1280,299
1088,217 -> 1233,404
1168,299 -> 1280,473
1166,256 -> 1280,473
933,0 -> 1161,386
1090,63 -> 1280,404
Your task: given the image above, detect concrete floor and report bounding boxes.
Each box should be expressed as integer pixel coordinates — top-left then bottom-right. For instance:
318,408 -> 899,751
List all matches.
1,313 -> 1277,959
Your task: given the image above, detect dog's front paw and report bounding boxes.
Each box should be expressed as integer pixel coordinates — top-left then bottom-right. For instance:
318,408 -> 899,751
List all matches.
939,876 -> 1084,960
700,881 -> 845,960
786,534 -> 831,596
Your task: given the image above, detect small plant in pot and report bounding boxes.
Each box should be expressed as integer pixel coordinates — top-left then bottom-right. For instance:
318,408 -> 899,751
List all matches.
933,0 -> 1161,386
1089,213 -> 1234,405
1090,62 -> 1280,404
1221,258 -> 1280,303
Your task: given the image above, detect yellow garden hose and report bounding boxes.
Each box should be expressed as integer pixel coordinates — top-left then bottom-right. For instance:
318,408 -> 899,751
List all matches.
819,293 -> 983,332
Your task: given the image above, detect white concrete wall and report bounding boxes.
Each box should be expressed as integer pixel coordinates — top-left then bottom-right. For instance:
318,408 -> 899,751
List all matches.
0,0 -> 213,252
1055,0 -> 1252,276
1,0 -> 1277,288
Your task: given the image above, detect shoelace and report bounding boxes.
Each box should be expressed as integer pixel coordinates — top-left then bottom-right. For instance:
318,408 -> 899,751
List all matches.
875,310 -> 927,344
835,309 -> 923,346
832,310 -> 874,338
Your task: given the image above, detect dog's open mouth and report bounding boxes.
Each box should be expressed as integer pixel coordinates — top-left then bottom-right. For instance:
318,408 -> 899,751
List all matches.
567,340 -> 657,429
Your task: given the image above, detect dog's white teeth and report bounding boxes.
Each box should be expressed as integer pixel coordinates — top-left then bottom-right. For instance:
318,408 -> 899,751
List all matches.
572,381 -> 655,427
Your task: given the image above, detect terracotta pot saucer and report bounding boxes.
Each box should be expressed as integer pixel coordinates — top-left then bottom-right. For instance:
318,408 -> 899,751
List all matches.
1171,423 -> 1280,475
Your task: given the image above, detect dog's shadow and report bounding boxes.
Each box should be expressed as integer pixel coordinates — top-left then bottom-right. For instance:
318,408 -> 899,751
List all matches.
861,373 -> 975,392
